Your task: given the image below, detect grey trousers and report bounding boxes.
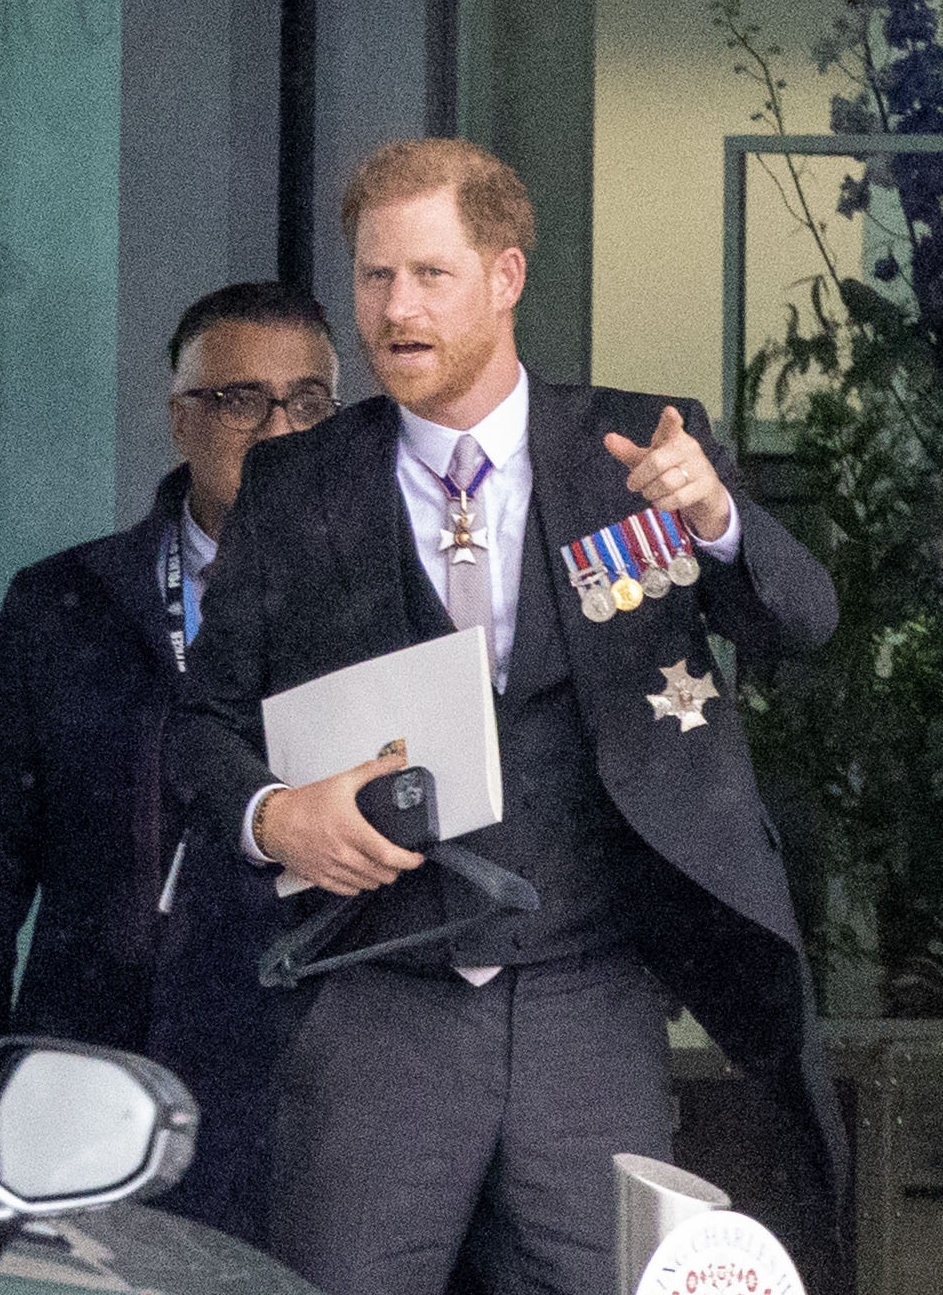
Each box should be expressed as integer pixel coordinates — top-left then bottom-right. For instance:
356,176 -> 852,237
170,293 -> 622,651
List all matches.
269,949 -> 672,1295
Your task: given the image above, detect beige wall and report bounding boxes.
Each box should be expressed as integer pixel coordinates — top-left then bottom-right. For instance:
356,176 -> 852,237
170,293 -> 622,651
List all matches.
593,0 -> 851,428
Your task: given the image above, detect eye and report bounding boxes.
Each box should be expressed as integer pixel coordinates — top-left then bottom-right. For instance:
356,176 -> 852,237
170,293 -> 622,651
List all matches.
360,266 -> 393,283
289,390 -> 337,421
218,388 -> 262,418
418,266 -> 446,278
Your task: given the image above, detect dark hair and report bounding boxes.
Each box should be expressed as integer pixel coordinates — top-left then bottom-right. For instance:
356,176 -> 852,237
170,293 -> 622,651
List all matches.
168,281 -> 332,370
341,138 -> 535,255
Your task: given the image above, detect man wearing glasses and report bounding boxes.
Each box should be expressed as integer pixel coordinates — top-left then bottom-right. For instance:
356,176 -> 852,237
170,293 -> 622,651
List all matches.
0,281 -> 339,1061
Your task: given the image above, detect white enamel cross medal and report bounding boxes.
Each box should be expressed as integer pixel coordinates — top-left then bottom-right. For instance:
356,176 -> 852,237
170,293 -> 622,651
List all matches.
439,490 -> 488,565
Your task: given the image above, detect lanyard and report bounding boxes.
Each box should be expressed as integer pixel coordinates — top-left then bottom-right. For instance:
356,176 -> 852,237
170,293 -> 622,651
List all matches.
160,516 -> 201,914
164,520 -> 200,673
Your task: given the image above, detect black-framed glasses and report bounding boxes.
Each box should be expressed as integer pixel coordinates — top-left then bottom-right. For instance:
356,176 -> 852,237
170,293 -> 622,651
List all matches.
180,383 -> 342,433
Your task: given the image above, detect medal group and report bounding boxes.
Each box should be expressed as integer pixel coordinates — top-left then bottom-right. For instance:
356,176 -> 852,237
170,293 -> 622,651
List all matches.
561,509 -> 701,623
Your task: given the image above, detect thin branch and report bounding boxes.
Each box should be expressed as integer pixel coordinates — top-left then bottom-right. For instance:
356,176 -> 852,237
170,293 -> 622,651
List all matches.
719,7 -> 844,290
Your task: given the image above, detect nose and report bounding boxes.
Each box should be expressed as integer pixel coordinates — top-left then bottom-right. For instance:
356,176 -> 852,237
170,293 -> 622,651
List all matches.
383,271 -> 420,325
257,401 -> 295,439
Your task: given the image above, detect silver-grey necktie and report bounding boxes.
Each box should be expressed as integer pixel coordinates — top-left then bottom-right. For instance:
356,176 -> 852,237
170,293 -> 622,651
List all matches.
441,433 -> 495,675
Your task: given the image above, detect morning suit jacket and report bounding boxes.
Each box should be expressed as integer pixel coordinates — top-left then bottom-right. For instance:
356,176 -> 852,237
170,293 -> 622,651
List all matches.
168,375 -> 848,1202
0,465 -> 192,1049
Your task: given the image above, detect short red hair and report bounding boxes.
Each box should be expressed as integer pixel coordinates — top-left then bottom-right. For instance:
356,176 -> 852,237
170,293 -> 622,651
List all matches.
342,137 -> 535,255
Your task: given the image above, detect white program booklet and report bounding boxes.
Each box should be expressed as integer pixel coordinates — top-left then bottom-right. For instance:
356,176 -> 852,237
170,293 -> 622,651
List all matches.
262,627 -> 502,896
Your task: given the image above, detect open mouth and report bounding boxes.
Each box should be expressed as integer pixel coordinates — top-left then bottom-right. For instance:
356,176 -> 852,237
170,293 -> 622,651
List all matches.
389,341 -> 433,356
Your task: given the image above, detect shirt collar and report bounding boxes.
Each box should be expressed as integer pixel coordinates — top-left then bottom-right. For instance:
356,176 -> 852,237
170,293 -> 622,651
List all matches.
397,364 -> 529,476
181,495 -> 218,579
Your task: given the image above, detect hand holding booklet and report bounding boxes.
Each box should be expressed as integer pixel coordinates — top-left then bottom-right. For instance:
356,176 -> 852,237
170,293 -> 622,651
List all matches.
261,627 -> 502,897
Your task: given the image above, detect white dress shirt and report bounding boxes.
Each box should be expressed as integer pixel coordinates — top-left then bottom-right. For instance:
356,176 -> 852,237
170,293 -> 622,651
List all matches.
180,497 -> 217,618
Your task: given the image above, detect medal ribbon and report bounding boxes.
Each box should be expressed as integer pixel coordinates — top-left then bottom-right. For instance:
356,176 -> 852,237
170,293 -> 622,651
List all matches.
627,513 -> 661,572
582,534 -> 609,576
592,530 -> 619,581
660,510 -> 694,557
440,457 -> 492,501
640,509 -> 672,567
561,537 -> 600,583
610,521 -> 642,579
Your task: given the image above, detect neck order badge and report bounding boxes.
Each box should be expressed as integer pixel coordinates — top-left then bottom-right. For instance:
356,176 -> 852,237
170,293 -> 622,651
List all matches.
438,434 -> 496,673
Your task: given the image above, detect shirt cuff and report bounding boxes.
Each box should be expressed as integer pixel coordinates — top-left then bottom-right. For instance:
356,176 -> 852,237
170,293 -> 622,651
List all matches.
689,491 -> 740,563
241,783 -> 288,863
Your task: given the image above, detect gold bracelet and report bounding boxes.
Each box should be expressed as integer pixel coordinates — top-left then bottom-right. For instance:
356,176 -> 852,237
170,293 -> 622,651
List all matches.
252,788 -> 286,860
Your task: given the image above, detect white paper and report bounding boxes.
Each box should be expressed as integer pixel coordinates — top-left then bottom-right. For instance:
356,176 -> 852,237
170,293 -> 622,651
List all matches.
262,628 -> 502,896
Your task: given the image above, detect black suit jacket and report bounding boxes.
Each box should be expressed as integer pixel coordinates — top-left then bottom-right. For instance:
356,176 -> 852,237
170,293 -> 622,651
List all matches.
0,466 -> 191,1048
169,376 -> 847,1197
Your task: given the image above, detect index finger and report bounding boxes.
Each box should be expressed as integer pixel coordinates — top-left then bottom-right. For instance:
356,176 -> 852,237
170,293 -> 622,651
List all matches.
603,430 -> 646,468
650,404 -> 685,448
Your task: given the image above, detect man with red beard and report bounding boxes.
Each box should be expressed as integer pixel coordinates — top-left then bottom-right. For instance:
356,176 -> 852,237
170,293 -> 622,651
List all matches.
168,139 -> 847,1295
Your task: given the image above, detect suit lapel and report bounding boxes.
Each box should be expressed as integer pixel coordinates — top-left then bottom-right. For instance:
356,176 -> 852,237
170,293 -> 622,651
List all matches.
80,471 -> 189,673
500,378 -> 620,710
520,377 -> 681,719
526,375 -> 647,563
313,398 -> 439,656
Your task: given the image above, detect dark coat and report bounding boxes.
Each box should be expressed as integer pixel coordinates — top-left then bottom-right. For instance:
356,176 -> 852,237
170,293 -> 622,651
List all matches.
0,465 -> 195,1049
0,462 -> 282,1241
166,377 -> 848,1207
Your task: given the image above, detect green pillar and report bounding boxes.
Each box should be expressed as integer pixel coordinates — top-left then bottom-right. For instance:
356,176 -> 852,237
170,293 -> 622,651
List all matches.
457,0 -> 595,383
0,2 -> 121,596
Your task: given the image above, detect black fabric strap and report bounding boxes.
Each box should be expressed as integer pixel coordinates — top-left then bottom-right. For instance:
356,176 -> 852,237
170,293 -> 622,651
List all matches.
258,843 -> 538,989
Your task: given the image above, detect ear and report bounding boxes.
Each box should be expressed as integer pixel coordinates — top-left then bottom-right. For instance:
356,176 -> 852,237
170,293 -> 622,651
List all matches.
490,247 -> 527,311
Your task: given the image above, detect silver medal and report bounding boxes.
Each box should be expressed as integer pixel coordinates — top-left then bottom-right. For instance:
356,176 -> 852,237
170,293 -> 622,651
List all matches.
581,583 -> 617,622
668,553 -> 701,587
640,564 -> 671,599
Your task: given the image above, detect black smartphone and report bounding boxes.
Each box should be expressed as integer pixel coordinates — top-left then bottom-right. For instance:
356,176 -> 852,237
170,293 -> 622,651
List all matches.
355,767 -> 440,849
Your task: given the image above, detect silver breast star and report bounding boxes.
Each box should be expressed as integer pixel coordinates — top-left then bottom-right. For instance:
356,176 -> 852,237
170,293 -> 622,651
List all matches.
647,659 -> 719,732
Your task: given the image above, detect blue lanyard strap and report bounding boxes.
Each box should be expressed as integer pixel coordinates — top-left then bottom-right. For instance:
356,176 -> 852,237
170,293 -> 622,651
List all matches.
165,517 -> 201,671
182,570 -> 200,648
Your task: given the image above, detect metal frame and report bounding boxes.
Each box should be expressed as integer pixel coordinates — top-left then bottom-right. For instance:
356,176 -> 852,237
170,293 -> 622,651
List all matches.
722,133 -> 943,442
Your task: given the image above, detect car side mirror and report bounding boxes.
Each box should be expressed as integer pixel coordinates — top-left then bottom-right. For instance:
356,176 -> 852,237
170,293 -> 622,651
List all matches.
0,1036 -> 198,1225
